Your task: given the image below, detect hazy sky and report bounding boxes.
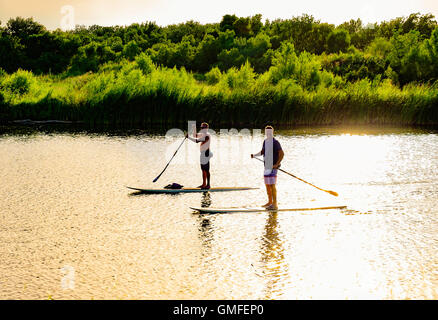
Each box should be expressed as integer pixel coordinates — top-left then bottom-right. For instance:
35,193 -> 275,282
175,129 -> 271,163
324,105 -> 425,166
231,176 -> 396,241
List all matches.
0,0 -> 437,30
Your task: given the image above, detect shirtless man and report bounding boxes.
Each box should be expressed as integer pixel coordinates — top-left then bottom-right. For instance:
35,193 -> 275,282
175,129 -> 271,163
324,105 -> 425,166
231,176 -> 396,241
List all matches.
187,122 -> 212,189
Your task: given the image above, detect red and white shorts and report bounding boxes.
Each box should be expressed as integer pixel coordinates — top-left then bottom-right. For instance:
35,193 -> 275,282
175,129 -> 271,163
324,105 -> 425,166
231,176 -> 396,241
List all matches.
264,176 -> 277,185
264,169 -> 278,185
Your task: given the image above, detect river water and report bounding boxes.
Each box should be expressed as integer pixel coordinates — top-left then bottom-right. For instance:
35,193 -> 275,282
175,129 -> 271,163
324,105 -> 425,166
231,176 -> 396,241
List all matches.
0,126 -> 437,299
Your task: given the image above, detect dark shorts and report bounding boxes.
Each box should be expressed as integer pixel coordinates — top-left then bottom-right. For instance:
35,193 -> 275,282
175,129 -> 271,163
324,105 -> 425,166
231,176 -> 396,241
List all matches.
201,161 -> 210,172
200,149 -> 210,172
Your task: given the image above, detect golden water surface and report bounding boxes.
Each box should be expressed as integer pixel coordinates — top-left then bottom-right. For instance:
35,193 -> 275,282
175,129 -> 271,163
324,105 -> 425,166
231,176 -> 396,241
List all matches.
0,126 -> 437,299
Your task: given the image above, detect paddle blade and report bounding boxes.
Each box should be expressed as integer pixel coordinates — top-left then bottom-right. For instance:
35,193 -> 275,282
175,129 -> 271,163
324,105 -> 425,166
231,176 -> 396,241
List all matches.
152,174 -> 161,183
327,190 -> 339,197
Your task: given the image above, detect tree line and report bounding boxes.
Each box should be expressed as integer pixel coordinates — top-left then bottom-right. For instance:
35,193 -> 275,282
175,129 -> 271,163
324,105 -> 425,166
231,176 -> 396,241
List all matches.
0,13 -> 437,87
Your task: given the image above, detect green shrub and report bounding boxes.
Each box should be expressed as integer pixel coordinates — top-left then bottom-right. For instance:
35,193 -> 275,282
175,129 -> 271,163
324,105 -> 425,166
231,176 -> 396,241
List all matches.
268,42 -> 298,84
205,67 -> 222,84
223,60 -> 256,89
2,69 -> 35,95
135,53 -> 155,75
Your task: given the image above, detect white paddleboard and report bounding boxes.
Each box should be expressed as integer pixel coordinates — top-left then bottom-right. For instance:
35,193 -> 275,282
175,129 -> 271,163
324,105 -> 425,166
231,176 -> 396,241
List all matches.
127,187 -> 258,194
190,205 -> 347,213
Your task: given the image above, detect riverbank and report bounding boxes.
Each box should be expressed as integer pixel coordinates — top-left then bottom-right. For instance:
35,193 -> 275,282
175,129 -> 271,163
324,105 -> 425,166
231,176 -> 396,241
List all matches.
1,62 -> 437,127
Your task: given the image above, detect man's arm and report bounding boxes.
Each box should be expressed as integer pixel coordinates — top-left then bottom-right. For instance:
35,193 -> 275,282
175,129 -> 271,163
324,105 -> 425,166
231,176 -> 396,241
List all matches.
251,149 -> 264,158
186,130 -> 208,144
273,149 -> 284,169
187,135 -> 201,143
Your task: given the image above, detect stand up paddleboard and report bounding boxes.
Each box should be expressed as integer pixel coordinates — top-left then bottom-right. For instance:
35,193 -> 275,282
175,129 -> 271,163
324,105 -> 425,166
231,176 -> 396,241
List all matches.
127,187 -> 258,194
190,205 -> 347,213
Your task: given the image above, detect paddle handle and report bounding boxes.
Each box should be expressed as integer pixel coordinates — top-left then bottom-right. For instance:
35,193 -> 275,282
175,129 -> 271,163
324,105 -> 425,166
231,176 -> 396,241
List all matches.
253,157 -> 338,197
153,136 -> 187,183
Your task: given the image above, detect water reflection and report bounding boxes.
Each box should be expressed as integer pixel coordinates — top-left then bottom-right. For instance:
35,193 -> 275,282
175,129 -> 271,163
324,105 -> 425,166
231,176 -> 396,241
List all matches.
200,193 -> 212,208
197,193 -> 214,250
197,215 -> 214,252
259,211 -> 287,299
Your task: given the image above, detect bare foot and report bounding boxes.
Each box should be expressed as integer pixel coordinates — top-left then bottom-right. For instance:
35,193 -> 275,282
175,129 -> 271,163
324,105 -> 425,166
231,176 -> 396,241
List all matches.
262,203 -> 272,207
266,204 -> 278,210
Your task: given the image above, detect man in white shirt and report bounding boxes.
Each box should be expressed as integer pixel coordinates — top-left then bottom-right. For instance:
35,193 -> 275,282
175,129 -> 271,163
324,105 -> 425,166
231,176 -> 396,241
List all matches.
187,122 -> 212,189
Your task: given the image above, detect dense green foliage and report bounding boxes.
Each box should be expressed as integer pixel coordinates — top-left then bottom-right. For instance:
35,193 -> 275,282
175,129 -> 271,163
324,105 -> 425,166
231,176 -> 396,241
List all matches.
0,13 -> 437,126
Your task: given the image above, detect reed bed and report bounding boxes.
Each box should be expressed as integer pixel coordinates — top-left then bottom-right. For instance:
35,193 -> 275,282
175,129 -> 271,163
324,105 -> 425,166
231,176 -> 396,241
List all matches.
1,61 -> 437,127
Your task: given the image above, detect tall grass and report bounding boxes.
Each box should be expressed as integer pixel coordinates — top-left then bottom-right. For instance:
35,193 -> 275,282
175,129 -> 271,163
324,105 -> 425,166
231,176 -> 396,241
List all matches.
0,59 -> 437,126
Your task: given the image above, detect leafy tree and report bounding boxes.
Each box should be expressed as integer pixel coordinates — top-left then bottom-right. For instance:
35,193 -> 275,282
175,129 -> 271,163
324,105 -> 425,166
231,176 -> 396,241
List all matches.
387,30 -> 431,85
233,17 -> 252,38
378,17 -> 405,39
366,37 -> 393,58
171,37 -> 195,68
250,14 -> 263,35
218,47 -> 245,70
307,23 -> 334,54
241,33 -> 272,72
70,42 -> 115,73
322,51 -> 386,82
108,36 -> 124,52
123,41 -> 141,60
5,17 -> 45,39
0,33 -> 24,72
193,35 -> 219,71
401,13 -> 437,38
220,15 -> 238,32
352,25 -> 378,50
147,42 -> 174,66
424,27 -> 438,81
268,42 -> 298,84
338,19 -> 363,34
70,42 -> 99,73
377,13 -> 437,39
24,32 -> 80,73
267,15 -> 322,53
166,20 -> 208,43
416,14 -> 438,39
327,29 -> 351,53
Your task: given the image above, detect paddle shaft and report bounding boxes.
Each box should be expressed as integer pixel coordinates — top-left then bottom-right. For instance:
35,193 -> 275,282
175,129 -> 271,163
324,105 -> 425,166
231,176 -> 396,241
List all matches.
153,136 -> 187,183
253,157 -> 338,197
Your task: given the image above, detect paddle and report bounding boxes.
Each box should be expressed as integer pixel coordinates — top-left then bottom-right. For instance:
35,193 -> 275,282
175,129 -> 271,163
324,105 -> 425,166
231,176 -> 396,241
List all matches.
153,136 -> 187,183
253,157 -> 339,197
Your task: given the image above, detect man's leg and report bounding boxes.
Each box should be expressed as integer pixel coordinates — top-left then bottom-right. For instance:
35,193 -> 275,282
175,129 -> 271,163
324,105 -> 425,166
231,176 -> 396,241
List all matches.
202,170 -> 207,187
206,170 -> 210,188
205,161 -> 210,188
264,184 -> 273,207
271,184 -> 278,209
